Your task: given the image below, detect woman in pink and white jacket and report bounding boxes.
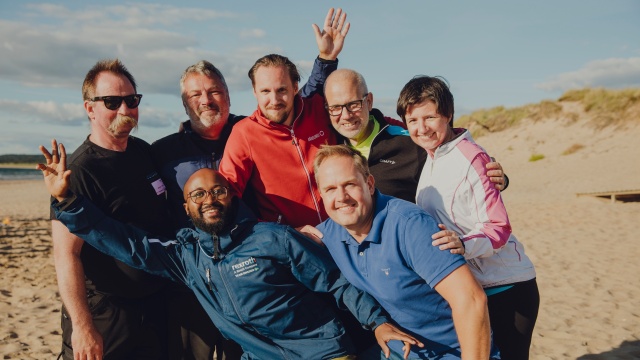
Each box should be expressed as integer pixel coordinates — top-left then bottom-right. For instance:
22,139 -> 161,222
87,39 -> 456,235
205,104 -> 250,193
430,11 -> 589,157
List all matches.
397,75 -> 539,360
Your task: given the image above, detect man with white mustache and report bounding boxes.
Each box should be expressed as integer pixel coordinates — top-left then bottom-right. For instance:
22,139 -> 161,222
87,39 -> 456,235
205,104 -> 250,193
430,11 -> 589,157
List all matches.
50,59 -> 172,360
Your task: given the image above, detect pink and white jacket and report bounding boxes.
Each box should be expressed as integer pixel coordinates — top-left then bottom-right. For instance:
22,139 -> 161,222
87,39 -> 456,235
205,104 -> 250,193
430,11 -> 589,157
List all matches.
415,129 -> 535,288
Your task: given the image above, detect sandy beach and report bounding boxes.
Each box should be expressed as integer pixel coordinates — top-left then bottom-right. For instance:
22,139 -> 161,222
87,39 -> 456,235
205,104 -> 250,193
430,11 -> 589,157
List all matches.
1,116 -> 639,359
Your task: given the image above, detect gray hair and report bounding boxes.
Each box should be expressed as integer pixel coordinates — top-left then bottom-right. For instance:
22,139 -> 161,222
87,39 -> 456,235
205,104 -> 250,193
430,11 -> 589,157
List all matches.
180,60 -> 228,98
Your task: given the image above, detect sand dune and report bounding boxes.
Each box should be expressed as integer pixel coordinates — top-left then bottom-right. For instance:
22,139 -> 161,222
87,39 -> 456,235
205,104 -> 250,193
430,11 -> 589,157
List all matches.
477,119 -> 640,359
0,116 -> 639,359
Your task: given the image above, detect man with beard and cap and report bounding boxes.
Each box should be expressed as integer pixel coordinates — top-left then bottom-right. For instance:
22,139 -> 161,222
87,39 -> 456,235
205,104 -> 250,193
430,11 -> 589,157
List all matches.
38,140 -> 425,360
49,59 -> 172,360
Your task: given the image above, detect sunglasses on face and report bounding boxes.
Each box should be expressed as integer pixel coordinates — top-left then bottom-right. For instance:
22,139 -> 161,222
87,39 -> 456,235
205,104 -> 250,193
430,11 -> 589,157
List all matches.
90,94 -> 143,110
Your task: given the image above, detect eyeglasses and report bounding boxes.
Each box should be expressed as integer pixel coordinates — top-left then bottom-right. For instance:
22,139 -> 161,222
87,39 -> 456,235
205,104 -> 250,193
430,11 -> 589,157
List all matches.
187,187 -> 229,204
325,95 -> 368,117
90,94 -> 143,110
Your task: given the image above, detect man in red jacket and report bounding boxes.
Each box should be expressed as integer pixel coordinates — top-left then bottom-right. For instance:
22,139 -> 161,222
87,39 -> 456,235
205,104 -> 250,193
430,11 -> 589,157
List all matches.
219,11 -> 350,230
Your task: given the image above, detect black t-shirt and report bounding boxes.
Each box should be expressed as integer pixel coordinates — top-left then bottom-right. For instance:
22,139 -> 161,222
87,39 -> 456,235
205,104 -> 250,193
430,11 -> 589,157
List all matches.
52,136 -> 172,298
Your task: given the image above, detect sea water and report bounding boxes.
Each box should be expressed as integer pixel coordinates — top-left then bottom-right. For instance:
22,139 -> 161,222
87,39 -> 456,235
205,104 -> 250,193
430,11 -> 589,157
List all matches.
0,168 -> 41,181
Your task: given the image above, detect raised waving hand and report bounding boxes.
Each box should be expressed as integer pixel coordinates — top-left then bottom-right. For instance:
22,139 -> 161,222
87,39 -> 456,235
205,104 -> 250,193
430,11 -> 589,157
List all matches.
36,139 -> 71,202
313,8 -> 350,61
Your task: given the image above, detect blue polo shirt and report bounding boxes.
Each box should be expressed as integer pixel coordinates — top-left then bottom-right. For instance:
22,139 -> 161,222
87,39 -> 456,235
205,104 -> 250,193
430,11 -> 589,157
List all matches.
318,191 -> 467,359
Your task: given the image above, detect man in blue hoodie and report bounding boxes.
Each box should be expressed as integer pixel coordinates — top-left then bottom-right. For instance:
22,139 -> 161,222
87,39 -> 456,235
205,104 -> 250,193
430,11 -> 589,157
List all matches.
38,140 -> 423,360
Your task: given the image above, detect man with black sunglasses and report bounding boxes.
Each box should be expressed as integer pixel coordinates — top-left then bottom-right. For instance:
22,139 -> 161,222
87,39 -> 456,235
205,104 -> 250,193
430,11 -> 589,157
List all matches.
90,94 -> 143,111
50,59 -> 172,360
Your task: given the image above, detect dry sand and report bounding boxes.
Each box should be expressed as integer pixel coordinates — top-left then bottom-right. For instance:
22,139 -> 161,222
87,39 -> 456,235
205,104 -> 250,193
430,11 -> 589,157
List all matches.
0,180 -> 59,359
1,117 -> 639,359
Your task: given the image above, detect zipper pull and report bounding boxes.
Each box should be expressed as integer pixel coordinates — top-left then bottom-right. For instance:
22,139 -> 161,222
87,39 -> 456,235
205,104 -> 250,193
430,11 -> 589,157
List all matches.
206,268 -> 213,291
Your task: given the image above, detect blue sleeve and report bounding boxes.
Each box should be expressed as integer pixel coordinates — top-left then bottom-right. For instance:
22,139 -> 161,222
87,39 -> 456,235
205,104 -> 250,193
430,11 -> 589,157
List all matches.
402,213 -> 467,288
299,57 -> 338,98
283,227 -> 391,329
52,195 -> 190,285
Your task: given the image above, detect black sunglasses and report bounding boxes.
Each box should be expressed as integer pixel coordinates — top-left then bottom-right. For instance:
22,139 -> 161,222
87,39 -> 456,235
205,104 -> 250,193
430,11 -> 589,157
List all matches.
91,94 -> 143,110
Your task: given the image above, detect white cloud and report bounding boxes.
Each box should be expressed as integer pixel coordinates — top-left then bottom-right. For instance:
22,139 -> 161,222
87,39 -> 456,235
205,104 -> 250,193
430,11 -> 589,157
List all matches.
537,57 -> 640,91
137,107 -> 183,128
0,4 -> 264,96
25,3 -> 236,27
0,99 -> 180,128
239,29 -> 266,39
0,99 -> 85,125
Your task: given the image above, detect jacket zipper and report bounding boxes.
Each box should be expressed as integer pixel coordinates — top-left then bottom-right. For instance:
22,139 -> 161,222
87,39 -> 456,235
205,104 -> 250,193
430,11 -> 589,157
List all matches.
289,128 -> 323,224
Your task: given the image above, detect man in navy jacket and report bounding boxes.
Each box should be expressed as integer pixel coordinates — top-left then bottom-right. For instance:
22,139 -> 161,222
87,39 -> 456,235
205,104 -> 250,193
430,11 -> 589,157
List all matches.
38,140 -> 422,360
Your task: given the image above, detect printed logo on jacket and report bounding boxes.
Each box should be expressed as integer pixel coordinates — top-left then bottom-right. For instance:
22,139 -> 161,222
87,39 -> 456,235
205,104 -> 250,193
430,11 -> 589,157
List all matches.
232,257 -> 259,278
307,131 -> 325,142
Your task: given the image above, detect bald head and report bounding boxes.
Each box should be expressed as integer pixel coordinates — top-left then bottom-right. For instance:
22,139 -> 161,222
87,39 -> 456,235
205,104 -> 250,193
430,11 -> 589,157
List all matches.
183,168 -> 233,202
325,68 -> 368,96
324,69 -> 373,145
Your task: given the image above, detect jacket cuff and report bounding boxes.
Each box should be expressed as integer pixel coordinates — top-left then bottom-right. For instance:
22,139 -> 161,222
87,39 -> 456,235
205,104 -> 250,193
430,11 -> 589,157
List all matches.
317,55 -> 338,64
51,192 -> 80,213
363,314 -> 392,331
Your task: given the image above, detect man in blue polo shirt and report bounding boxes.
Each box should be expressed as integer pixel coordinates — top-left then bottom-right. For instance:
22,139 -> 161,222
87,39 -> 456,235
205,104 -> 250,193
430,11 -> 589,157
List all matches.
313,144 -> 498,360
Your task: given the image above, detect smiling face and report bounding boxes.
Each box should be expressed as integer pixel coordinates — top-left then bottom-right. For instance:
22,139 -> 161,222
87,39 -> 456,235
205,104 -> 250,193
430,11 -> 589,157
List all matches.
404,100 -> 453,156
324,70 -> 373,145
183,168 -> 235,234
252,65 -> 298,126
316,155 -> 375,242
182,73 -> 230,139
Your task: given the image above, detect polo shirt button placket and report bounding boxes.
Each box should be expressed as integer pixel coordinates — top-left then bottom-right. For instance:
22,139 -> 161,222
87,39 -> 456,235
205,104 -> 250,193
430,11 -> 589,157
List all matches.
356,246 -> 367,275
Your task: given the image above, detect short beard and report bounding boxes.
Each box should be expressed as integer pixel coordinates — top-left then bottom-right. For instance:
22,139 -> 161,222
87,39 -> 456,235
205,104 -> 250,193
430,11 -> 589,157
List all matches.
266,113 -> 288,124
263,105 -> 291,124
190,200 -> 236,235
191,110 -> 227,137
108,115 -> 138,136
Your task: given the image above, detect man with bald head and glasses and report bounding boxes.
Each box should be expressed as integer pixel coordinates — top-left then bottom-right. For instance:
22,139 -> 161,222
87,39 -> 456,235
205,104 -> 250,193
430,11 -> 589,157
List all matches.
50,59 -> 172,360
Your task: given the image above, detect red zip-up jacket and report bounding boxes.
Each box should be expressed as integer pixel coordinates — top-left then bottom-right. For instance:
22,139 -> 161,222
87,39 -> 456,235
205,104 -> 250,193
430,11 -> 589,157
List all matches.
219,93 -> 337,228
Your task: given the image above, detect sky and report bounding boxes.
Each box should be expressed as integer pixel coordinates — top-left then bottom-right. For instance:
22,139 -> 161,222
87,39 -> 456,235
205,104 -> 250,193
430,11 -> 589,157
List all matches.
0,1 -> 639,154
